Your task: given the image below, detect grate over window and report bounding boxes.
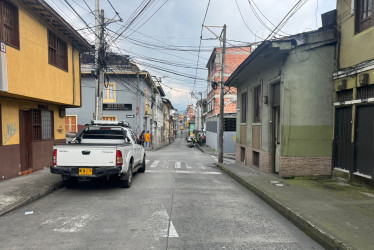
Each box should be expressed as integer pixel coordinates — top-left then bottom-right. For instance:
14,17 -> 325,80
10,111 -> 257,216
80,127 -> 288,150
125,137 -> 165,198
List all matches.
0,0 -> 19,48
224,118 -> 236,131
32,109 -> 53,140
357,84 -> 374,99
337,89 -> 353,102
206,121 -> 217,133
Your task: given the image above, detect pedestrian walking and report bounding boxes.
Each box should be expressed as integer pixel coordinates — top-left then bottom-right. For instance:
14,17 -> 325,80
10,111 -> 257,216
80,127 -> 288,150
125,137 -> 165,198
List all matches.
145,131 -> 151,150
139,130 -> 145,147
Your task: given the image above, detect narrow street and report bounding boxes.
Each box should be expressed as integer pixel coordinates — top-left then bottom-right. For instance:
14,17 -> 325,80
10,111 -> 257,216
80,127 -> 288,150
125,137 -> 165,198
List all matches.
0,135 -> 322,250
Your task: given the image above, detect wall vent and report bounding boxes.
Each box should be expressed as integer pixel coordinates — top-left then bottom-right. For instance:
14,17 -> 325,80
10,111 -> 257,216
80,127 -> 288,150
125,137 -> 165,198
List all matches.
337,79 -> 347,91
359,74 -> 369,86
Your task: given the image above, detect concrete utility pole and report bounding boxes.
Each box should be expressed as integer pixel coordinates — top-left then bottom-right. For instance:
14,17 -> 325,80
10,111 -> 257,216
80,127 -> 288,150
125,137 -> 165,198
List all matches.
204,25 -> 227,163
218,24 -> 226,164
136,71 -> 140,135
94,0 -> 105,120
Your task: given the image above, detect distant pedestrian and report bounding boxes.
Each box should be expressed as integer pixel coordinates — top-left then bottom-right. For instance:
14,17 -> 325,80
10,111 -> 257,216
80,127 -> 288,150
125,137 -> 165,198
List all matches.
145,131 -> 151,150
202,134 -> 206,145
139,130 -> 145,147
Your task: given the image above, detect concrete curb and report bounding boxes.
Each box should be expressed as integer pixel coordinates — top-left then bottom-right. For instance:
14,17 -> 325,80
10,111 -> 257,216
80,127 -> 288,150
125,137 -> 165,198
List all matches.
217,164 -> 353,250
0,180 -> 63,217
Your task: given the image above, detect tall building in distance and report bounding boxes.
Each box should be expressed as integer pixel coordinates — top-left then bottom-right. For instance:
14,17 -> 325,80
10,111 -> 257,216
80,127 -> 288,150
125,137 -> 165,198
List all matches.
204,46 -> 251,153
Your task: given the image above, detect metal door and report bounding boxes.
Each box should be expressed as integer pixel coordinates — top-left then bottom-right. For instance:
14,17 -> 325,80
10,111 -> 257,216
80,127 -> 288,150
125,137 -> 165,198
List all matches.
272,106 -> 281,173
334,107 -> 354,172
19,110 -> 31,171
355,105 -> 374,178
271,83 -> 281,173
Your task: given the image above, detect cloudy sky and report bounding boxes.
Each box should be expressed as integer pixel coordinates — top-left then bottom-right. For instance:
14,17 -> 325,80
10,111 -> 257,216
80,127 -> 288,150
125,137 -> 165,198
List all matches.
46,0 -> 336,112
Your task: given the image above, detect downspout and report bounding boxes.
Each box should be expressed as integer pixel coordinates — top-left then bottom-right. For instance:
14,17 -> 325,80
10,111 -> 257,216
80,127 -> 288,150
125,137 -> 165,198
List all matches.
72,47 -> 75,106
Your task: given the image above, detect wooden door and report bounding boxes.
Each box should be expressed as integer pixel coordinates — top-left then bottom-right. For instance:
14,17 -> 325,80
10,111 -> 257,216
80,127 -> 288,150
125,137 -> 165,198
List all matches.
19,110 -> 31,171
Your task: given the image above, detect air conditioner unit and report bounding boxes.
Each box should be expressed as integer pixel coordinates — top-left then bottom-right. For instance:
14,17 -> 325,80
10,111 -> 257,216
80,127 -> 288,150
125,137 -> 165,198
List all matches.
359,74 -> 369,86
337,79 -> 347,91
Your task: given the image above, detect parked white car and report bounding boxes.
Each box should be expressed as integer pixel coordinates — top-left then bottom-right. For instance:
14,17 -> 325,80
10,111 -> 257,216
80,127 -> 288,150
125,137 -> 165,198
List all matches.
50,120 -> 146,188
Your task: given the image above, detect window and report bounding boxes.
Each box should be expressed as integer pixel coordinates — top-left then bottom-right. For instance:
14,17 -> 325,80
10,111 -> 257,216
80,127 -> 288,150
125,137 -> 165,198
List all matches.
223,118 -> 236,131
48,31 -> 68,71
32,109 -> 53,140
254,86 -> 262,123
103,83 -> 116,103
102,116 -> 117,121
241,92 -> 247,123
0,0 -> 19,48
356,0 -> 374,33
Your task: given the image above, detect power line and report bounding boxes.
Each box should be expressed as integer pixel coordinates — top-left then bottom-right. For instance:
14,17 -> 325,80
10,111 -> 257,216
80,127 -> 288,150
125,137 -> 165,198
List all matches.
193,0 -> 211,93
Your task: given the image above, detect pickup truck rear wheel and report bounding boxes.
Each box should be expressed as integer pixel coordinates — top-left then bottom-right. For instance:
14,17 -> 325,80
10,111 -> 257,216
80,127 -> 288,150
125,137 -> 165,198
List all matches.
138,156 -> 146,173
119,163 -> 133,188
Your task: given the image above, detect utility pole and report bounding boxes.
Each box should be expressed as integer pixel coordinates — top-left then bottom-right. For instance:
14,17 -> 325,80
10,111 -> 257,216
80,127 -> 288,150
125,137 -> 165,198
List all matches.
136,71 -> 140,135
218,25 -> 226,164
204,25 -> 226,164
94,0 -> 105,120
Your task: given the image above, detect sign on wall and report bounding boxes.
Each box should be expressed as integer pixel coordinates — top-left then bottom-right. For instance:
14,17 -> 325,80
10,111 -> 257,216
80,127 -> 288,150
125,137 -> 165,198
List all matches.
103,104 -> 132,111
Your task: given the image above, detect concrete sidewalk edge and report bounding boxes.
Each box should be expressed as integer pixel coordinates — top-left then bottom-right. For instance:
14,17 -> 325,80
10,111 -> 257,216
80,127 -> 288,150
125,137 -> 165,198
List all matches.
217,164 -> 352,250
0,180 -> 63,217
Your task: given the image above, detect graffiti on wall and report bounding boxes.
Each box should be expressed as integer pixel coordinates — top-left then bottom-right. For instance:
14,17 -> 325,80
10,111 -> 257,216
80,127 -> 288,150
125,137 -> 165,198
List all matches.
4,123 -> 17,145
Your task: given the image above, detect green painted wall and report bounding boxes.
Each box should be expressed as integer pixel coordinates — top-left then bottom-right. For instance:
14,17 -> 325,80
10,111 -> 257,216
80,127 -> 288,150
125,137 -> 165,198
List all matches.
337,0 -> 374,68
282,125 -> 333,157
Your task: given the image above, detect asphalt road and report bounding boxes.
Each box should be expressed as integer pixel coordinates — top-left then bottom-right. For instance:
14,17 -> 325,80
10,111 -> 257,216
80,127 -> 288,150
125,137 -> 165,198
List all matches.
0,136 -> 322,250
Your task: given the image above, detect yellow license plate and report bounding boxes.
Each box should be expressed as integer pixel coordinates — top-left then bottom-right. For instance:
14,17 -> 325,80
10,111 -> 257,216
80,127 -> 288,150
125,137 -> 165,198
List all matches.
79,168 -> 92,175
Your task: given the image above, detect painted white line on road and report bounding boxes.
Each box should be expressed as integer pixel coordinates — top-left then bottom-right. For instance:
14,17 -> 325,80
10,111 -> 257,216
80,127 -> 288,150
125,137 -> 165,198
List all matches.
197,163 -> 205,169
176,170 -> 192,174
186,163 -> 192,169
148,208 -> 179,239
146,160 -> 150,164
42,213 -> 96,233
150,160 -> 159,168
146,170 -> 221,175
202,172 -> 221,175
175,162 -> 181,169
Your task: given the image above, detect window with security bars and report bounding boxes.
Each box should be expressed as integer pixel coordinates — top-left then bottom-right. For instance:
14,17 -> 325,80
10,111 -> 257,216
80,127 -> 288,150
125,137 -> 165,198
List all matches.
0,0 -> 19,48
357,84 -> 374,99
48,31 -> 68,71
224,118 -> 236,131
337,89 -> 353,102
32,110 -> 53,140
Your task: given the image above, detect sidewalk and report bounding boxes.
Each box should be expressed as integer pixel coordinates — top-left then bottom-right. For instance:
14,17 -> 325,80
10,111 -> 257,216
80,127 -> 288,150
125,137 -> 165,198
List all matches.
197,144 -> 236,160
0,168 -> 62,217
217,162 -> 374,250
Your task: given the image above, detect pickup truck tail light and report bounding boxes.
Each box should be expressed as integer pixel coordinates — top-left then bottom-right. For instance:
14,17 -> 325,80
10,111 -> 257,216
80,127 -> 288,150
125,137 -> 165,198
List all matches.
53,149 -> 57,166
116,150 -> 123,166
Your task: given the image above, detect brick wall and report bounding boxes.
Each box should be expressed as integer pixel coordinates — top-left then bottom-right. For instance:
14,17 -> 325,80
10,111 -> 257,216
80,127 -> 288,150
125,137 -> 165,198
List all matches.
206,46 -> 250,118
235,144 -> 332,177
280,157 -> 332,177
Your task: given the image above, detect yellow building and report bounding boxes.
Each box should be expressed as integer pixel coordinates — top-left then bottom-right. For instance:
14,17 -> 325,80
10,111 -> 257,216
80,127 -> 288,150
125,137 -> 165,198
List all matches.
333,0 -> 374,182
0,0 -> 90,179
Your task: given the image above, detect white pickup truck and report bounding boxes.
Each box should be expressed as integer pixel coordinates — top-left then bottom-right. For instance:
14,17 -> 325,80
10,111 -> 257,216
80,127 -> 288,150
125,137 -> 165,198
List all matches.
50,120 -> 146,188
